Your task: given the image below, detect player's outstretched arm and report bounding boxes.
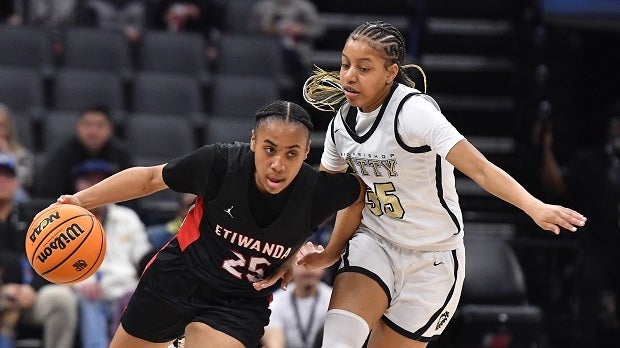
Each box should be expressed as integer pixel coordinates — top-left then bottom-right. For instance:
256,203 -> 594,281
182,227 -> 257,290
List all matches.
446,139 -> 587,234
57,165 -> 168,210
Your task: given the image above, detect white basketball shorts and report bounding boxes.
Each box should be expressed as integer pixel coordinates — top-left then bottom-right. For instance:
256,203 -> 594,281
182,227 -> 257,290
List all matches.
338,230 -> 466,342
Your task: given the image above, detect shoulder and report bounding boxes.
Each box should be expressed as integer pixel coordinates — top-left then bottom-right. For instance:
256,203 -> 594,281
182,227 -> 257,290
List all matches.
394,85 -> 441,114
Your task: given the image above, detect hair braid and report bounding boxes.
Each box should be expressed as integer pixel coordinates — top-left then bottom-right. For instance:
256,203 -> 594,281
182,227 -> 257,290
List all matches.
255,100 -> 313,133
303,21 -> 427,112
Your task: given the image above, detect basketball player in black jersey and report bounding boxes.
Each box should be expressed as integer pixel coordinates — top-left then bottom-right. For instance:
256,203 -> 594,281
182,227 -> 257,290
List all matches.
56,100 -> 364,348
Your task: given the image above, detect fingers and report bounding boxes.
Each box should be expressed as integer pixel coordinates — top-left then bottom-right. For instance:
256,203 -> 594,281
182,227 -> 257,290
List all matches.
541,205 -> 587,235
253,266 -> 290,291
555,207 -> 586,232
252,276 -> 278,291
280,270 -> 293,291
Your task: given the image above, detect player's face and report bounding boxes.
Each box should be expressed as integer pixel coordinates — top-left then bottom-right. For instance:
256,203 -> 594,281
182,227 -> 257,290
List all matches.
340,38 -> 398,113
251,119 -> 310,195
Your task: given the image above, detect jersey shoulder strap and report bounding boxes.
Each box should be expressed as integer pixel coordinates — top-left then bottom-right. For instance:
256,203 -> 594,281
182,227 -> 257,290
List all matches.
394,92 -> 432,153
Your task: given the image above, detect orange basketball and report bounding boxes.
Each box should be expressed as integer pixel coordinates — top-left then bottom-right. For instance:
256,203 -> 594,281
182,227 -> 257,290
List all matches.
25,204 -> 106,284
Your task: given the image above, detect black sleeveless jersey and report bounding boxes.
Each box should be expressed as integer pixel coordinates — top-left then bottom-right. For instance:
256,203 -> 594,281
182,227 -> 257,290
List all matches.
159,142 -> 359,300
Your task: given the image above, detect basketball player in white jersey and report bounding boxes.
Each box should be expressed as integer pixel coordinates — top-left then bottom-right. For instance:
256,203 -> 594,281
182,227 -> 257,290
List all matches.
256,21 -> 587,348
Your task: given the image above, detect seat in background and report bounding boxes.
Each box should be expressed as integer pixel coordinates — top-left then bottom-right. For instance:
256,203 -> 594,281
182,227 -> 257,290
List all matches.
52,68 -> 125,113
131,72 -> 204,116
203,116 -> 255,145
223,0 -> 254,34
123,114 -> 195,166
0,25 -> 54,75
441,237 -> 543,347
39,111 -> 79,152
138,30 -> 208,78
62,27 -> 132,77
209,74 -> 280,119
215,34 -> 293,93
0,67 -> 46,113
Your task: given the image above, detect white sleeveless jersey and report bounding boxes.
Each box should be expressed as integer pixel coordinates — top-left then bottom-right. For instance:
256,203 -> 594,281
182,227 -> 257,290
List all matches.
321,84 -> 465,250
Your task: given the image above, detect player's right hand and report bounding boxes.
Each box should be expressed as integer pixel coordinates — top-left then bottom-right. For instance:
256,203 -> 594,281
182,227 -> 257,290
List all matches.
56,194 -> 83,207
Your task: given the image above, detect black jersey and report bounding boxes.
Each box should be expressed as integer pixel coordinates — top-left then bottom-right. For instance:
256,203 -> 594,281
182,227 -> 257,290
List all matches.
160,142 -> 360,300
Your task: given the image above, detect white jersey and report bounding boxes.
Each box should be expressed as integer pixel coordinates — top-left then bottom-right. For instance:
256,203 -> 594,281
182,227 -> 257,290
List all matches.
321,83 -> 465,250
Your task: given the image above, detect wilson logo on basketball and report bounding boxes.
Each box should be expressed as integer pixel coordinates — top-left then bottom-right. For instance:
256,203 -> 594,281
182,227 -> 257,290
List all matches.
72,260 -> 88,271
36,223 -> 85,263
29,211 -> 61,243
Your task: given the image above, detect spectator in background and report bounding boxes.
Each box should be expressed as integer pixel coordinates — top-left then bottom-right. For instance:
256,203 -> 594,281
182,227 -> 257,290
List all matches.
35,104 -> 133,200
152,0 -> 225,62
71,159 -> 152,348
540,112 -> 620,346
0,105 -> 35,199
81,0 -> 146,44
0,1 -> 22,25
262,252 -> 332,348
248,0 -> 325,94
24,0 -> 77,59
26,0 -> 76,28
146,192 -> 196,249
0,154 -> 78,348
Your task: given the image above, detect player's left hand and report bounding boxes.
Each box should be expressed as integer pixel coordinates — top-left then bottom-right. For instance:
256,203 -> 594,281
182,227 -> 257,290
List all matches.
252,256 -> 294,292
529,202 -> 587,235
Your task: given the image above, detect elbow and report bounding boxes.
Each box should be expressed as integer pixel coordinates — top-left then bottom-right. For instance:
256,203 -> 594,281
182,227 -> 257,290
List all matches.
140,165 -> 167,194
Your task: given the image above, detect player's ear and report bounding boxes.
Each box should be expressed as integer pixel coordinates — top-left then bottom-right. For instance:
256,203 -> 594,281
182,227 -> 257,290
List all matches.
304,139 -> 311,159
250,129 -> 256,151
387,63 -> 398,84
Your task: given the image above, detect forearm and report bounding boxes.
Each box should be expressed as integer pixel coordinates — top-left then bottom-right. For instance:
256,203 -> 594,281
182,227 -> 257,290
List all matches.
449,140 -> 543,217
472,161 -> 543,217
324,187 -> 365,260
74,165 -> 167,210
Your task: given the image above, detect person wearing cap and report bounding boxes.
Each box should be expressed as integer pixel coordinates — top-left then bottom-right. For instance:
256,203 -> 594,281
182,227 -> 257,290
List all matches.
0,154 -> 78,348
70,159 -> 151,348
35,104 -> 133,200
0,153 -> 17,179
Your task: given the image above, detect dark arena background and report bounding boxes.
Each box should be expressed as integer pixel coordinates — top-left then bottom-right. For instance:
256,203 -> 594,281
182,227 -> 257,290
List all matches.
0,1 -> 618,347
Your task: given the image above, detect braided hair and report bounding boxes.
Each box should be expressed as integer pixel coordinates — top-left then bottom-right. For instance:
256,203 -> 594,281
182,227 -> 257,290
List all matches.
303,21 -> 427,112
254,100 -> 314,138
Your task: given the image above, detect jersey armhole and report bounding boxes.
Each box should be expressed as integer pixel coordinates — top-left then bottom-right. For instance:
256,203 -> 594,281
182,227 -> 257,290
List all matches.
394,93 -> 432,153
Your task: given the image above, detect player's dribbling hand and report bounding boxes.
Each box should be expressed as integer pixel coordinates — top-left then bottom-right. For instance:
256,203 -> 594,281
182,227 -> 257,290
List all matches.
56,194 -> 83,207
296,241 -> 338,270
252,257 -> 294,292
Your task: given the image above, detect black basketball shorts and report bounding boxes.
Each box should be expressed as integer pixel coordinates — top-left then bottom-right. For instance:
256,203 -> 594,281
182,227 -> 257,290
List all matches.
120,240 -> 271,347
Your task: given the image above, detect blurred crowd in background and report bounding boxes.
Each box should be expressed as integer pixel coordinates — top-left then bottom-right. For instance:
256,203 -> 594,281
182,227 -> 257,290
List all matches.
0,1 -> 619,347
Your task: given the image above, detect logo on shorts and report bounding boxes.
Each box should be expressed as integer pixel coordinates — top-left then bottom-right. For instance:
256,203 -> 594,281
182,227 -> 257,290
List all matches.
224,205 -> 234,218
435,311 -> 450,330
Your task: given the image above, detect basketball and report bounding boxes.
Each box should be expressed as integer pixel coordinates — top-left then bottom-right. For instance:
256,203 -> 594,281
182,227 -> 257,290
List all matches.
25,204 -> 106,284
